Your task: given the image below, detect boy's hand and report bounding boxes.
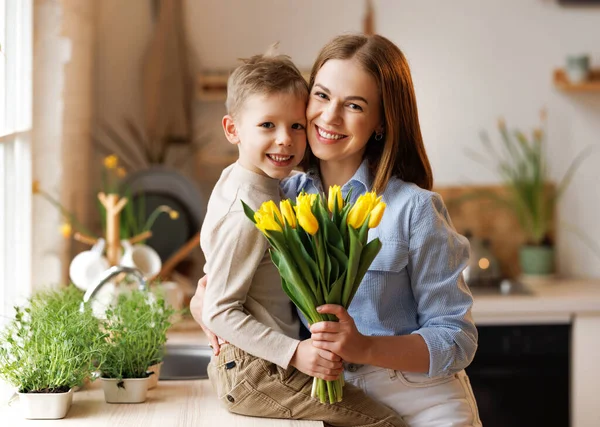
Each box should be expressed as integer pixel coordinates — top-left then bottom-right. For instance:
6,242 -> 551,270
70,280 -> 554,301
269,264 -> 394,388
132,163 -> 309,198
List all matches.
290,340 -> 343,381
190,275 -> 224,355
310,304 -> 371,365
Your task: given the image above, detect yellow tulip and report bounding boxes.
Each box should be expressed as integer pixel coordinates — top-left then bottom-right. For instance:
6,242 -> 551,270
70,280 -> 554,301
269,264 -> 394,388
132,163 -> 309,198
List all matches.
347,197 -> 370,229
347,192 -> 383,228
280,199 -> 296,228
256,200 -> 283,226
328,185 -> 343,212
295,202 -> 319,235
368,201 -> 386,228
255,214 -> 282,233
117,167 -> 127,178
296,193 -> 317,208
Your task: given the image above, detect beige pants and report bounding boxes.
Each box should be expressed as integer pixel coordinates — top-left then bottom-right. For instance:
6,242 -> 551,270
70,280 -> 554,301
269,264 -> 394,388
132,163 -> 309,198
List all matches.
208,344 -> 407,427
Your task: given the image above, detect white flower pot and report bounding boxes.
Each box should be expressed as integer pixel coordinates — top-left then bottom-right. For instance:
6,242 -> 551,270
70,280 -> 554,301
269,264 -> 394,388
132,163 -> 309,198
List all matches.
147,361 -> 163,389
100,377 -> 150,403
18,388 -> 73,419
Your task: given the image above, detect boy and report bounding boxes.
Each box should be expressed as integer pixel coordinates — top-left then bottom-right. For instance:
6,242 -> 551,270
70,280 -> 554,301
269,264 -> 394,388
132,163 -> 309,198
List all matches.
200,50 -> 405,427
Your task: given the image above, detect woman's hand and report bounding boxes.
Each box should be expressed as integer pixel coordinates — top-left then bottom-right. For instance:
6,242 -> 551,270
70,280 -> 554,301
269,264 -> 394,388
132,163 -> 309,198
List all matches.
310,304 -> 372,365
290,339 -> 343,381
190,275 -> 223,355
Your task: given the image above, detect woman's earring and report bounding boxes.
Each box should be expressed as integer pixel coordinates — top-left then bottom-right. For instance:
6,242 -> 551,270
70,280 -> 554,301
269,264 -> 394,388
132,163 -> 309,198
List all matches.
375,132 -> 384,141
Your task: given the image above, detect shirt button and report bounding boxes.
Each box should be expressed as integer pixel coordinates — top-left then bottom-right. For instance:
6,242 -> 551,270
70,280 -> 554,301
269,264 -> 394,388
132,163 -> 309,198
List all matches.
226,395 -> 235,403
348,364 -> 359,372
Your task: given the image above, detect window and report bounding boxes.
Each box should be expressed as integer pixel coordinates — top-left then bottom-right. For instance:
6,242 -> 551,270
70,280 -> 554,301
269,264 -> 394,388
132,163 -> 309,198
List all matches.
0,0 -> 32,317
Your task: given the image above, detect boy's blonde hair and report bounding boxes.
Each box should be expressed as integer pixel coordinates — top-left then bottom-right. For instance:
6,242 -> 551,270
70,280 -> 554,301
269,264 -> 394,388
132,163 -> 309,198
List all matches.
226,47 -> 308,118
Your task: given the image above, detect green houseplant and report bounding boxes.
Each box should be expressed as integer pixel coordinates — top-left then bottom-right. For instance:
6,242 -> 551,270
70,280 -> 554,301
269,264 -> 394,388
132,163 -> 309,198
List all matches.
464,115 -> 593,276
98,289 -> 174,403
0,286 -> 106,419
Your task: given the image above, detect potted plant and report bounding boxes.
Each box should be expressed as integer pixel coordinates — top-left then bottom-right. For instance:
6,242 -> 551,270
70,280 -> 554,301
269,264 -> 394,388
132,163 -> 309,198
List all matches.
463,114 -> 593,276
145,287 -> 175,389
0,286 -> 106,419
99,289 -> 173,402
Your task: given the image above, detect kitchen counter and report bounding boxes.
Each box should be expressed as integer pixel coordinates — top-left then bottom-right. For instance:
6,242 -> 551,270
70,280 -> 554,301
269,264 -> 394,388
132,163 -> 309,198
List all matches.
0,320 -> 321,426
472,278 -> 600,325
0,380 -> 319,426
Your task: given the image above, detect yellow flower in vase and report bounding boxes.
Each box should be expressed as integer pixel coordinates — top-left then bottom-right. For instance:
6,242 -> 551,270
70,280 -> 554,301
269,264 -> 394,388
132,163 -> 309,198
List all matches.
60,223 -> 72,238
103,155 -> 118,169
32,180 -> 41,194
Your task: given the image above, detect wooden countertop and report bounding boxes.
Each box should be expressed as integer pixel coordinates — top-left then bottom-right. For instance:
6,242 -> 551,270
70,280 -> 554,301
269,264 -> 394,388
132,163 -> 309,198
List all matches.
0,380 -> 319,426
0,320 -> 321,426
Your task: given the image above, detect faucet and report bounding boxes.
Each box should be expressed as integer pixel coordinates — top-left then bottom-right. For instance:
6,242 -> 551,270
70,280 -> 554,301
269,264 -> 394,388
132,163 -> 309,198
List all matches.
82,265 -> 148,304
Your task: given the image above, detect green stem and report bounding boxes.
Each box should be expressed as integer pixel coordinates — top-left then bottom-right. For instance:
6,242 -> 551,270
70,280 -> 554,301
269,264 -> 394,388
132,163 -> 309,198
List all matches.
38,190 -> 96,237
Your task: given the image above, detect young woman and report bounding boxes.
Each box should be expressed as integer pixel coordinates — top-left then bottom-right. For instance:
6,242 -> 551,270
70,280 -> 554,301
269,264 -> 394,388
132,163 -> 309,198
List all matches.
192,34 -> 481,427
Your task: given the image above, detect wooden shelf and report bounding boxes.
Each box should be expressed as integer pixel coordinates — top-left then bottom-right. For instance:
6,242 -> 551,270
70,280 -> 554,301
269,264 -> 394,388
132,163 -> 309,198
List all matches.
196,70 -> 311,102
554,68 -> 600,92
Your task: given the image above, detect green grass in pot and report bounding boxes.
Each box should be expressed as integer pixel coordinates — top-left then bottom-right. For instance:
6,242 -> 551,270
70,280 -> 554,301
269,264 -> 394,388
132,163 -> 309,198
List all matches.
0,286 -> 107,393
100,289 -> 174,381
461,117 -> 593,246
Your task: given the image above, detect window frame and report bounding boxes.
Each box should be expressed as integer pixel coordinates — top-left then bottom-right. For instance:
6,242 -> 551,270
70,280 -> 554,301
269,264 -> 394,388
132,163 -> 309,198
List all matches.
0,0 -> 33,317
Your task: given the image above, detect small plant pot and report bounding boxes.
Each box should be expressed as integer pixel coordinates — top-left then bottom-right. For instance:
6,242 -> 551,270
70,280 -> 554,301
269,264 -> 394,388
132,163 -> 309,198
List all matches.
519,245 -> 555,276
18,388 -> 74,419
100,377 -> 150,403
147,361 -> 163,389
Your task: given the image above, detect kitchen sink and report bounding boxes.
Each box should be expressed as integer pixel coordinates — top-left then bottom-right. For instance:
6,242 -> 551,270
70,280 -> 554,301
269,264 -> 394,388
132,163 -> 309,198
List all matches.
159,344 -> 213,381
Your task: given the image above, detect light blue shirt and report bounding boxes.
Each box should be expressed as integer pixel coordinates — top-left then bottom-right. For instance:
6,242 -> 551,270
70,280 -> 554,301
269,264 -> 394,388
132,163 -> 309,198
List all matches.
281,160 -> 477,377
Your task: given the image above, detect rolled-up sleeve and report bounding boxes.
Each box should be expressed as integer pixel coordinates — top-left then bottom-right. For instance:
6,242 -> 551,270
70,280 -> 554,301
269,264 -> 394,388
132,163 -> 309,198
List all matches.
408,193 -> 478,377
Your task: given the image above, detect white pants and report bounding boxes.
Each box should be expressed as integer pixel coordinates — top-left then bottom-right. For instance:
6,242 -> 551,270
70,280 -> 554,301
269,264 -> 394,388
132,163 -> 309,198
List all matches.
344,365 -> 482,427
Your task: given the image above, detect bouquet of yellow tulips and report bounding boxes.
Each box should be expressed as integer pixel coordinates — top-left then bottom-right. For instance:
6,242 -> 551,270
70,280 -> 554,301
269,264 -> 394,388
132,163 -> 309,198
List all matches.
242,186 -> 386,404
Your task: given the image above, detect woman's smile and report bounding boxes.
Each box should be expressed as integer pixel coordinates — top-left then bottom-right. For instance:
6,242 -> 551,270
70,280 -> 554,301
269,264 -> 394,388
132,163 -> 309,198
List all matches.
314,125 -> 348,143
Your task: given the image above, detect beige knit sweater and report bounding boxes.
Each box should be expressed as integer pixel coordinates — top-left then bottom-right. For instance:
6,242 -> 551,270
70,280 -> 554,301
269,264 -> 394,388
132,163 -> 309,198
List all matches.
201,162 -> 300,368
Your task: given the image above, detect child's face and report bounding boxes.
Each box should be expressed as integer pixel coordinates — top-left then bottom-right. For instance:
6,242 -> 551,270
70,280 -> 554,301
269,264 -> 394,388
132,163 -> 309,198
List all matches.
225,92 -> 307,180
306,58 -> 383,171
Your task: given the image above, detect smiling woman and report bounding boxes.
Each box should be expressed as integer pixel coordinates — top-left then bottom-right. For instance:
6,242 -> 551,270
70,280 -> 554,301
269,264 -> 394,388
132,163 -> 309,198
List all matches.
0,0 -> 32,318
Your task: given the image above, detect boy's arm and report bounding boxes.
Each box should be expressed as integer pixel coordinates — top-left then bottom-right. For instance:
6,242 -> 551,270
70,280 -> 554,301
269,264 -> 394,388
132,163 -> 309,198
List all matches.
201,213 -> 300,368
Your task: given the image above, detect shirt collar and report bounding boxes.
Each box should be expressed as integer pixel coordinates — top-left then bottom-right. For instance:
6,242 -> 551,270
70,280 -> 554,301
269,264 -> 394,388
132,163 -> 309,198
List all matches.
305,158 -> 373,193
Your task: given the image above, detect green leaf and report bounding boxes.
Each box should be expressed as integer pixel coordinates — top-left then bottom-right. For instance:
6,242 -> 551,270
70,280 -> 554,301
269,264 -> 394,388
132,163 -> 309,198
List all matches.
347,238 -> 382,308
283,226 -> 319,297
240,200 -> 257,223
271,251 -> 321,323
342,227 -> 363,307
325,270 -> 346,305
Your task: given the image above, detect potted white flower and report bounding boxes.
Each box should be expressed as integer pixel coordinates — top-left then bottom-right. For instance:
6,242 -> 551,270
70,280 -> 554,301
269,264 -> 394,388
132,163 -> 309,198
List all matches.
99,290 -> 173,402
0,287 -> 106,419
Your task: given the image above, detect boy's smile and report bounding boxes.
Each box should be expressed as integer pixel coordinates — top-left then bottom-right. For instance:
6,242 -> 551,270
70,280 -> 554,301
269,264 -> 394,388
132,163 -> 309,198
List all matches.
223,92 -> 307,180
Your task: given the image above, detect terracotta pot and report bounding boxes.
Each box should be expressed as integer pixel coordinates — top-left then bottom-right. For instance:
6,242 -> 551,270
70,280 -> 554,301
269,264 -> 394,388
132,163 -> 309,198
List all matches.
18,388 -> 73,419
100,377 -> 150,403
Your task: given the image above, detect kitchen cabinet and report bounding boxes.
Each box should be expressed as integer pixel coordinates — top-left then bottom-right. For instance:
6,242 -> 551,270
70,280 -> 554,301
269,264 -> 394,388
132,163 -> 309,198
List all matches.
472,278 -> 600,427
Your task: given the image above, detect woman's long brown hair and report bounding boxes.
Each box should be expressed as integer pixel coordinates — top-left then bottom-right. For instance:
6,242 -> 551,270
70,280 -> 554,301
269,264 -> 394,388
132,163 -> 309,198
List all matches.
302,34 -> 433,192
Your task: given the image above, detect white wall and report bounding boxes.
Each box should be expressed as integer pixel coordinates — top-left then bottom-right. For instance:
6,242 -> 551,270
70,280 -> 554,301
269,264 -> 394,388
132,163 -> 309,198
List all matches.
96,0 -> 600,278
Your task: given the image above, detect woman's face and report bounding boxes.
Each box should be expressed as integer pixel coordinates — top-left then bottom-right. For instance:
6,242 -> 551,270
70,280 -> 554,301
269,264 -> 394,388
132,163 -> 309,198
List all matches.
306,58 -> 383,170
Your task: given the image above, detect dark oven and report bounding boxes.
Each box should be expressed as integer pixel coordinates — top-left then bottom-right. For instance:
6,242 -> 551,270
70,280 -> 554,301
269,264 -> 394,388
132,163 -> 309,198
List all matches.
466,324 -> 571,427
